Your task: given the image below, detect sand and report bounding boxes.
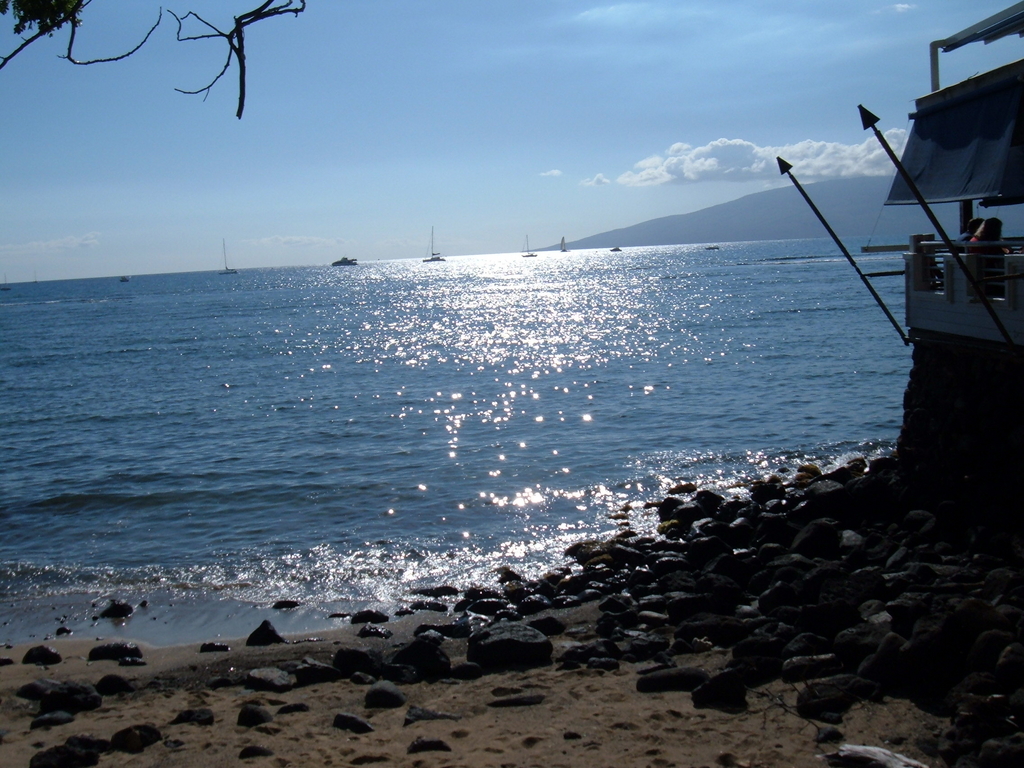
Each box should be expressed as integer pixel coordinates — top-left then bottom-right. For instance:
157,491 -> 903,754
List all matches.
0,607 -> 945,768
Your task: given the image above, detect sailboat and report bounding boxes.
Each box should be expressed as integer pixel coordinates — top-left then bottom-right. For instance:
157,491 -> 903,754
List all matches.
220,239 -> 238,274
560,237 -> 569,252
1,273 -> 10,291
522,236 -> 537,257
423,227 -> 445,262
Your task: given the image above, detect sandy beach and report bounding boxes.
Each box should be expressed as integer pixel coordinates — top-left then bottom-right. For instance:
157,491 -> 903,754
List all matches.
1,603 -> 946,768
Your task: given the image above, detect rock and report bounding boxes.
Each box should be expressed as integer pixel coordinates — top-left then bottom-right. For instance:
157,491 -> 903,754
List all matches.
796,674 -> 881,719
245,620 -> 287,647
239,745 -> 275,759
276,702 -> 310,714
200,642 -> 230,653
790,519 -> 841,560
333,712 -> 374,733
87,642 -> 142,662
28,745 -> 99,768
381,663 -> 421,684
833,623 -> 891,669
293,657 -> 344,687
691,669 -> 747,710
64,736 -> 110,755
415,585 -> 459,598
39,682 -> 102,714
358,623 -> 393,639
31,710 -> 76,729
408,737 -> 452,753
245,667 -> 294,693
782,654 -> 844,683
978,733 -> 1024,768
171,708 -> 215,726
528,615 -> 566,636
22,646 -> 62,665
587,657 -> 620,671
351,609 -> 389,624
99,600 -> 133,619
110,724 -> 161,753
237,704 -> 274,727
272,600 -> 300,609
994,643 -> 1024,689
467,622 -> 553,668
518,594 -> 553,615
17,678 -> 63,700
365,680 -> 406,708
95,674 -> 135,695
488,694 -> 545,707
636,667 -> 710,693
404,706 -> 461,726
389,638 -> 451,678
333,646 -> 382,677
966,630 -> 1016,674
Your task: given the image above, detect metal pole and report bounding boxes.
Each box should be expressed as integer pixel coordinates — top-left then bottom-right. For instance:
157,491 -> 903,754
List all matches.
859,105 -> 1016,351
776,156 -> 909,345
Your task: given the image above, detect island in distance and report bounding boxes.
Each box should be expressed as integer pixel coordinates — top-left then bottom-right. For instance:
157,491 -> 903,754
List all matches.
560,176 -> 1024,250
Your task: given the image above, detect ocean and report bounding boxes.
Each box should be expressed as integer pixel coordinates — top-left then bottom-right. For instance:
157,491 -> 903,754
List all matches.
0,240 -> 911,645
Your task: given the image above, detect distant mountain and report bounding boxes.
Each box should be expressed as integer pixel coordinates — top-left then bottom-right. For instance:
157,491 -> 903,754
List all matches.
562,176 -> 1024,249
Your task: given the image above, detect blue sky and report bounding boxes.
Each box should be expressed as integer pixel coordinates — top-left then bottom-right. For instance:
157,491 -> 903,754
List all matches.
1,1 -> 1021,279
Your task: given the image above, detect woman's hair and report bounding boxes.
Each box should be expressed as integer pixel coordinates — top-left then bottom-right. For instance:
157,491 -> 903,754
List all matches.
978,217 -> 1003,241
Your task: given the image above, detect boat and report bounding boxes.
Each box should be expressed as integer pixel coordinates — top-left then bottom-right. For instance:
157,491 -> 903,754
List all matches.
705,245 -> 720,250
522,236 -> 537,258
220,239 -> 238,274
610,247 -> 622,252
423,227 -> 445,262
332,257 -> 358,266
560,237 -> 569,252
1,274 -> 10,291
119,276 -> 130,283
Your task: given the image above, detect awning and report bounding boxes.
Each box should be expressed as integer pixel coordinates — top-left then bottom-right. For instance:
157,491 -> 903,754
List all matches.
886,74 -> 1024,205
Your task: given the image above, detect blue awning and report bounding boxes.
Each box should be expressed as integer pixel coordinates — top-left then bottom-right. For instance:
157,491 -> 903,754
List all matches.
886,74 -> 1024,205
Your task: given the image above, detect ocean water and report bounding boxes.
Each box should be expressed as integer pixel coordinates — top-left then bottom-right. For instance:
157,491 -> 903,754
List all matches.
0,240 -> 911,644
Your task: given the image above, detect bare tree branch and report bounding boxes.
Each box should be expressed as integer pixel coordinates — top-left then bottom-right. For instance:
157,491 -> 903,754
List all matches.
2,1 -> 307,118
63,7 -> 163,65
170,0 -> 306,118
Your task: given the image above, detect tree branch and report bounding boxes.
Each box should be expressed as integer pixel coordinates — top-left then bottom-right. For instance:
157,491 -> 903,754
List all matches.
170,0 -> 306,118
63,7 -> 162,65
2,1 -> 307,118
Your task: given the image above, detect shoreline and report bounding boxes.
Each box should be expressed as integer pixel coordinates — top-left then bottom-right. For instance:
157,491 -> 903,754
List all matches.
4,455 -> 1023,768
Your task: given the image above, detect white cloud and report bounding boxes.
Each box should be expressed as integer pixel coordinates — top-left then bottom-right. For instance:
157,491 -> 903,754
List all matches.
540,169 -> 563,177
886,4 -> 916,13
0,232 -> 101,254
617,131 -> 907,186
581,173 -> 611,186
244,236 -> 349,248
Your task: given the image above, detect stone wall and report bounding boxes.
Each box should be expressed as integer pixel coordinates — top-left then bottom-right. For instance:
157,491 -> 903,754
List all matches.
897,340 -> 1024,520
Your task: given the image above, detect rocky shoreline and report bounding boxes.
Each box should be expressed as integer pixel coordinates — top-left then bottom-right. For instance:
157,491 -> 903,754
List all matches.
2,454 -> 1023,767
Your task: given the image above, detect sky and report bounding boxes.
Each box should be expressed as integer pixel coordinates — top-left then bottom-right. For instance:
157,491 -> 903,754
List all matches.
1,1 -> 1022,280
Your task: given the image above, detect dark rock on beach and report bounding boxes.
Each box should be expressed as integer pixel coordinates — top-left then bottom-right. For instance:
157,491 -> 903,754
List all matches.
245,620 -> 287,647
237,704 -> 273,728
99,600 -> 133,619
22,646 -> 62,665
365,680 -> 406,708
408,736 -> 452,753
110,724 -> 161,753
333,712 -> 374,733
467,622 -> 553,668
239,745 -> 275,759
39,682 -> 102,714
88,642 -> 142,662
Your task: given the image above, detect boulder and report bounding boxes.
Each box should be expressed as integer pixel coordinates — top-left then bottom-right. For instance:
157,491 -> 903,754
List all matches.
333,712 -> 374,733
691,669 -> 747,710
87,642 -> 142,662
245,620 -> 287,647
467,622 -> 552,668
245,667 -> 294,693
39,682 -> 102,714
110,724 -> 161,753
796,674 -> 880,719
365,680 -> 406,708
636,667 -> 710,693
389,638 -> 451,679
22,646 -> 62,665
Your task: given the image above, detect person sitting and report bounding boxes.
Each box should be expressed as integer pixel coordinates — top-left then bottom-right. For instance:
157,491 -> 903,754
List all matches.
969,217 -> 1008,255
959,217 -> 984,241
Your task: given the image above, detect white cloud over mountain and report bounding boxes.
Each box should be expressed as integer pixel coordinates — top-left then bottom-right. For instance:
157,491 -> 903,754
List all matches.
617,130 -> 907,187
581,173 -> 612,186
